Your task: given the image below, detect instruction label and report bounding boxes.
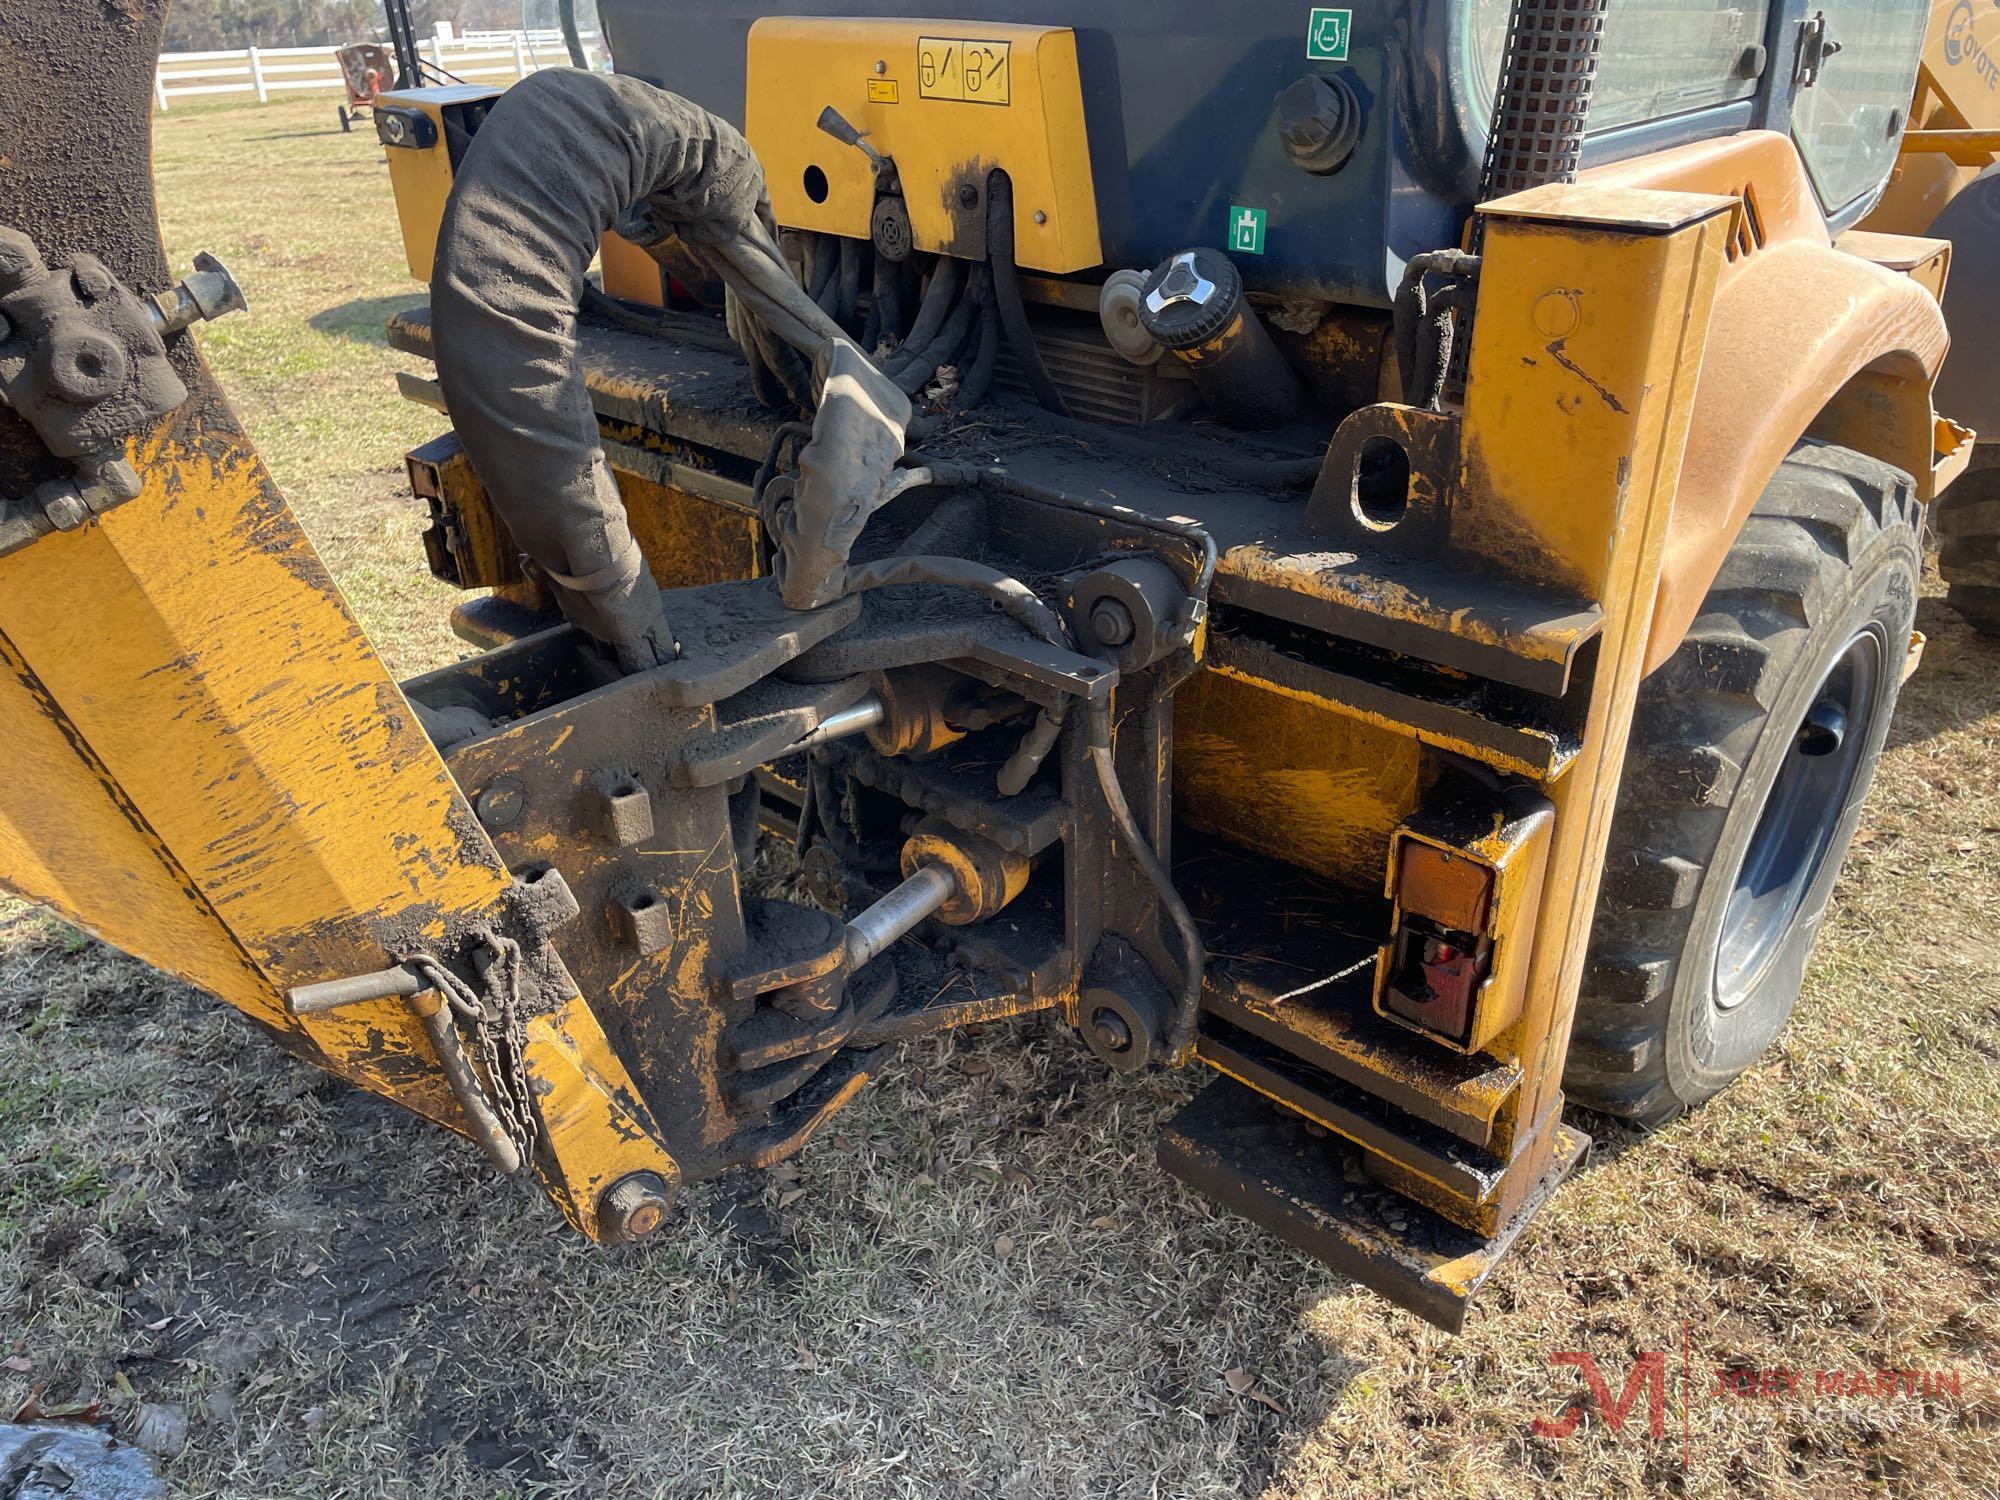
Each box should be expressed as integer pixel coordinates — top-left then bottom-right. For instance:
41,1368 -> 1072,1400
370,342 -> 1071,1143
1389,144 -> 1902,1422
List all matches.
1306,7 -> 1352,61
917,36 -> 1012,105
1229,205 -> 1267,255
867,78 -> 900,103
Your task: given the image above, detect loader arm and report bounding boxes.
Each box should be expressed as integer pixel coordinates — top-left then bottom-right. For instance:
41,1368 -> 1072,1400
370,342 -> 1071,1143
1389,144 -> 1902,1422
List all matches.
0,0 -> 679,1240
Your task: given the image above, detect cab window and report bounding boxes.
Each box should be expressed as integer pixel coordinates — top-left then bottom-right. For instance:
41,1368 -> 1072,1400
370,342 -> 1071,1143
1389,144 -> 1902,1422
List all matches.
1467,0 -> 1772,133
1789,0 -> 1930,211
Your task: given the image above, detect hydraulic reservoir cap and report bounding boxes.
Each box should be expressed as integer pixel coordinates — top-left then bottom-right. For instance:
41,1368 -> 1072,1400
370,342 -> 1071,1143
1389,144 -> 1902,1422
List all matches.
1137,248 -> 1240,351
1137,249 -> 1310,429
1275,74 -> 1361,175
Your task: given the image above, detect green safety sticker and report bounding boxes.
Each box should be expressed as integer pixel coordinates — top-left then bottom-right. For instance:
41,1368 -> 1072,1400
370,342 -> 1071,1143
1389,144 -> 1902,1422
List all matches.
1306,7 -> 1351,61
1228,205 -> 1267,255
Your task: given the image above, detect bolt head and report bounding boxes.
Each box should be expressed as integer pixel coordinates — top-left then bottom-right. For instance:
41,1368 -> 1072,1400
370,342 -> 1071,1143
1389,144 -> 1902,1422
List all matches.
1032,210 -> 1047,225
598,1171 -> 674,1243
1089,597 -> 1137,649
957,182 -> 980,209
70,263 -> 113,300
475,779 -> 525,829
1090,1006 -> 1133,1054
875,59 -> 887,74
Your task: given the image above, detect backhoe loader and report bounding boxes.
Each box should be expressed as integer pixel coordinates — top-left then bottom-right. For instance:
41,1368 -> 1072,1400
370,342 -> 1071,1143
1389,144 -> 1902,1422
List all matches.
0,0 -> 1965,1330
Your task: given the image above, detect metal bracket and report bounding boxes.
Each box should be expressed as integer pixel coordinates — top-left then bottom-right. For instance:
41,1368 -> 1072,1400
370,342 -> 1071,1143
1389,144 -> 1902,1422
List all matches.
1794,11 -> 1843,89
0,226 -> 244,557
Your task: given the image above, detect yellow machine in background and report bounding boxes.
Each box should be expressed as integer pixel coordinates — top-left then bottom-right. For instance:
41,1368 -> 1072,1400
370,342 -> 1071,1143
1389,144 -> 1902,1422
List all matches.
1864,0 -> 2000,634
0,0 -> 1966,1330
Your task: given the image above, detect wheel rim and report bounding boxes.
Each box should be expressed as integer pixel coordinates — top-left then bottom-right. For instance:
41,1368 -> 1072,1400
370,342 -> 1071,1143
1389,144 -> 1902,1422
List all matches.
1713,628 -> 1882,1012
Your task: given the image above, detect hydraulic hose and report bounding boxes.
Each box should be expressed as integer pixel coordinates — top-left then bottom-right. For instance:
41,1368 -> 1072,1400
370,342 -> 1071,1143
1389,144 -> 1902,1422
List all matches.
884,257 -> 962,378
579,284 -> 738,352
986,173 -> 1069,417
557,0 -> 588,68
870,255 -> 905,351
958,277 -> 1001,407
1085,699 -> 1205,1061
892,264 -> 987,396
912,458 -> 1217,614
1391,249 -> 1480,409
836,238 -> 865,331
838,553 -> 1072,649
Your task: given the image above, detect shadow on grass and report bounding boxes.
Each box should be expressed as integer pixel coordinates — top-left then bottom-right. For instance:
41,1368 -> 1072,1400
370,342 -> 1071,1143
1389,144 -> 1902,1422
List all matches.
1886,596 -> 2000,751
246,122 -> 366,143
308,292 -> 425,347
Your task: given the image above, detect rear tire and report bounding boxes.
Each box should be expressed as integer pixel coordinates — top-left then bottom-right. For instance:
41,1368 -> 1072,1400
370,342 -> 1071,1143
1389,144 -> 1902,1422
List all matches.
1566,441 -> 1920,1123
1936,459 -> 2000,636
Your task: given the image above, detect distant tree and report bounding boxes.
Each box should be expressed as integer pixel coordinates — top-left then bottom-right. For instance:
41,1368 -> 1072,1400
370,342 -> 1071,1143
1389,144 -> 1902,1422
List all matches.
165,0 -> 381,50
163,0 -> 600,51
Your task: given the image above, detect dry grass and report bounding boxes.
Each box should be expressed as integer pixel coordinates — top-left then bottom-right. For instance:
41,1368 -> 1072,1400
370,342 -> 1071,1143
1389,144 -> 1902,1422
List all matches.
4,95 -> 1999,1498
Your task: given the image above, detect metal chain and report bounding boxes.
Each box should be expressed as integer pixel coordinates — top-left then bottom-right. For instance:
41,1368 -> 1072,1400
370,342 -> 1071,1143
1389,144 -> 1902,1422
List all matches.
469,930 -> 540,1166
401,936 -> 540,1169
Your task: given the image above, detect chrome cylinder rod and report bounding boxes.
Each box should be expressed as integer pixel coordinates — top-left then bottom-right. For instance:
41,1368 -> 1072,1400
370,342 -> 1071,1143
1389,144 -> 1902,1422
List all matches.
782,693 -> 886,757
845,863 -> 956,969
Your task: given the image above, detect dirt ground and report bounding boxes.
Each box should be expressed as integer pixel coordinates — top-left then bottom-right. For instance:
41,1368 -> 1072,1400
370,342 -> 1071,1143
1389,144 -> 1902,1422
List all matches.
3,95 -> 1998,1498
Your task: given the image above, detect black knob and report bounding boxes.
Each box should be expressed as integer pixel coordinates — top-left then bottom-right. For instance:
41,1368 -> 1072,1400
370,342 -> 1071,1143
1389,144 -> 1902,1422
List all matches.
1276,74 -> 1361,175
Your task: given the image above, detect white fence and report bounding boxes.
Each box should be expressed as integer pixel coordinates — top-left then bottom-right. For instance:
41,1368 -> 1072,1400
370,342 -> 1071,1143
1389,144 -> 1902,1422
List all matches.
153,29 -> 603,111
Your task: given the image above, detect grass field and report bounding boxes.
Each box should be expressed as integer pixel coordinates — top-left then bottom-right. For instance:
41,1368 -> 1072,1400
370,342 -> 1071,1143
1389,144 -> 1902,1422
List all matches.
3,95 -> 1999,1498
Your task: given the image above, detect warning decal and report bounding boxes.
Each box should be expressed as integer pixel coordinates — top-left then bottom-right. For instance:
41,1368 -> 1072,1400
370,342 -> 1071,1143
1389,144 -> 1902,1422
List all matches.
917,36 -> 1012,105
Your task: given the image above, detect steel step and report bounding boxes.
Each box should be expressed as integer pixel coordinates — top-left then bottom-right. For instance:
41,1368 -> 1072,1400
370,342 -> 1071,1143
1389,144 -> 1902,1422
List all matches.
1158,1076 -> 1588,1333
1197,1020 -> 1507,1209
1203,971 -> 1521,1148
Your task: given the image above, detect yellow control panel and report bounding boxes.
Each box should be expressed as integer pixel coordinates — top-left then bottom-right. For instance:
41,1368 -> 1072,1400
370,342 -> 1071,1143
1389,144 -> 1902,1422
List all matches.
745,17 -> 1101,273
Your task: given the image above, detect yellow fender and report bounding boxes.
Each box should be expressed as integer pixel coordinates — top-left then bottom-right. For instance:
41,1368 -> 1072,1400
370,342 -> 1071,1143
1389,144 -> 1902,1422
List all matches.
1580,132 -> 1952,672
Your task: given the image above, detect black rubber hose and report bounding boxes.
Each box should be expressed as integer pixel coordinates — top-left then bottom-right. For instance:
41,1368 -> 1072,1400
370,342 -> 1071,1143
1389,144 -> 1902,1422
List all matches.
884,257 -> 961,377
958,277 -> 1001,407
892,266 -> 985,395
839,553 -> 1071,649
753,420 -> 815,511
1085,699 -> 1205,1061
871,254 -> 904,350
807,234 -> 839,309
985,172 -> 1069,417
1391,249 -> 1480,408
710,233 -> 849,354
808,757 -> 898,876
996,701 -> 1066,795
558,0 -> 588,68
836,237 -> 865,331
739,330 -> 793,413
914,458 -> 1218,602
578,284 -> 739,352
